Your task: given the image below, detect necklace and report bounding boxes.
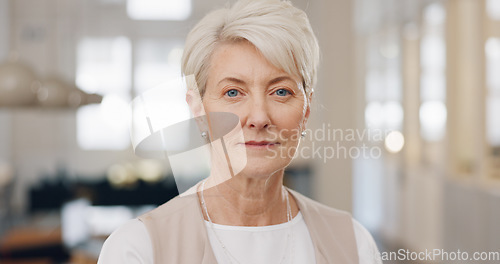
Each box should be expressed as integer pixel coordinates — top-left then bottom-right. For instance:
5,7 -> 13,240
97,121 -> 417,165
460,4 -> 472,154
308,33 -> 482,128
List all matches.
200,179 -> 294,264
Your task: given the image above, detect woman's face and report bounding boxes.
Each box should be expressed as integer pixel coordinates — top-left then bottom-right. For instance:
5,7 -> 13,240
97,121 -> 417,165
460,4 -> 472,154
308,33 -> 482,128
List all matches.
202,41 -> 310,178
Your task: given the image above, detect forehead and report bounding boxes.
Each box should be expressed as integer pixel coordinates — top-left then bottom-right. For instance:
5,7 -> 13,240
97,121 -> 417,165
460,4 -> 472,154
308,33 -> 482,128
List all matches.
207,41 -> 299,86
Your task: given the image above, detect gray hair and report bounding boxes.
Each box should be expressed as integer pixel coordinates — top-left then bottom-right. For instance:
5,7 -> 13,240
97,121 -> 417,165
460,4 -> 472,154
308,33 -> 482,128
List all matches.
181,0 -> 320,97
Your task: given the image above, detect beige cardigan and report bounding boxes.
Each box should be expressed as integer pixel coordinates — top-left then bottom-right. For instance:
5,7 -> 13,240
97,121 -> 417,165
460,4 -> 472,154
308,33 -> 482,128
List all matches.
138,187 -> 359,264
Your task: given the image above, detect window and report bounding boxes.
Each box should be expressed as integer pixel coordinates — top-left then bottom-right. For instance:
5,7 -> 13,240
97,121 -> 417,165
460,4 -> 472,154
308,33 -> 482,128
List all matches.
76,37 -> 132,150
127,0 -> 191,21
76,37 -> 189,151
134,39 -> 184,94
485,2 -> 500,178
487,0 -> 500,20
364,27 -> 403,133
419,3 -> 447,142
131,39 -> 190,153
486,37 -> 500,146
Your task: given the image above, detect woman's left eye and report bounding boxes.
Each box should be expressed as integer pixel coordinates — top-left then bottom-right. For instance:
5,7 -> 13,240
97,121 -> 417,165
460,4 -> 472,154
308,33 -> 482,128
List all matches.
225,89 -> 240,97
275,89 -> 290,96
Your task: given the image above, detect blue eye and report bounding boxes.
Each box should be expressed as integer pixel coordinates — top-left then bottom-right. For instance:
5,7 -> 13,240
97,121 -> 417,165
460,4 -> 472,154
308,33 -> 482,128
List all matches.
275,89 -> 290,96
226,89 -> 239,97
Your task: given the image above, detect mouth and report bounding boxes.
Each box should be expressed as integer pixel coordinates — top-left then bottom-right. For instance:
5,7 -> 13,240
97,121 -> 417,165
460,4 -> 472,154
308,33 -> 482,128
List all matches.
242,141 -> 280,148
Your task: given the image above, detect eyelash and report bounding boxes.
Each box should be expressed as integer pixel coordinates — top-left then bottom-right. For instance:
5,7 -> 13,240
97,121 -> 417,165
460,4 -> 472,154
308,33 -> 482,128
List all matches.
274,88 -> 291,97
225,89 -> 240,98
223,88 -> 294,98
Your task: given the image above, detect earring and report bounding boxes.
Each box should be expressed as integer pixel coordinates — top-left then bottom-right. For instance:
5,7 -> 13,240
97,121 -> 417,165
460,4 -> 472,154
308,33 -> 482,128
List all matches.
301,131 -> 307,138
201,131 -> 208,139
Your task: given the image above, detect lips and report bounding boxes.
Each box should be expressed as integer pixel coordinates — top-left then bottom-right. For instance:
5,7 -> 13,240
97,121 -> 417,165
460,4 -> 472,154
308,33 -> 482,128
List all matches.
243,141 -> 279,148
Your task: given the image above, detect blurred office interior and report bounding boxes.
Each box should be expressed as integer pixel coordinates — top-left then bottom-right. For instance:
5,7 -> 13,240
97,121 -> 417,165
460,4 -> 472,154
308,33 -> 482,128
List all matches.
0,0 -> 499,263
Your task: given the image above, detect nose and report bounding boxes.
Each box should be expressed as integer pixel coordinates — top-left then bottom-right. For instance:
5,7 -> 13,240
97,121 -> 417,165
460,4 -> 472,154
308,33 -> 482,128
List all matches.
245,98 -> 271,130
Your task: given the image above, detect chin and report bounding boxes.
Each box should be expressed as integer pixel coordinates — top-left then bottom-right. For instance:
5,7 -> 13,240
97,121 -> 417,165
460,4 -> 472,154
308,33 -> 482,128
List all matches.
237,157 -> 290,178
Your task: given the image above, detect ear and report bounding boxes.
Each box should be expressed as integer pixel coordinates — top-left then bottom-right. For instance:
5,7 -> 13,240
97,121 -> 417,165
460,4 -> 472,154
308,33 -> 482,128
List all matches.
186,89 -> 205,118
302,91 -> 313,128
186,88 -> 210,137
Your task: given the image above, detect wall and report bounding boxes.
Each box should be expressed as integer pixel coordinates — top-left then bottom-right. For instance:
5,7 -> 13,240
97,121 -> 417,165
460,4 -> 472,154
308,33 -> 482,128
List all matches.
0,0 -> 12,191
444,181 -> 500,260
2,0 -> 187,212
0,0 -> 8,61
298,0 -> 357,212
370,0 -> 500,258
2,0 -> 357,215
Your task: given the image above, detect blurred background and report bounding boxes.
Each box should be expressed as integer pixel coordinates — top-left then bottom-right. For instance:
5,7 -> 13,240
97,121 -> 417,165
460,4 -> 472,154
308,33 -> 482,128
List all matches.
0,0 -> 499,263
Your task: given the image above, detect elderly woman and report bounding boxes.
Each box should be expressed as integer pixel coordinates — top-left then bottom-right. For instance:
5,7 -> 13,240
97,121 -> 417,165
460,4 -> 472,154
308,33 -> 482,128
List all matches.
98,0 -> 381,263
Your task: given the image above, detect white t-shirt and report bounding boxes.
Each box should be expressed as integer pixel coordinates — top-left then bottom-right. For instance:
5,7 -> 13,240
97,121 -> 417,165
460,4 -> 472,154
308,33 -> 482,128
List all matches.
206,212 -> 315,263
98,212 -> 382,264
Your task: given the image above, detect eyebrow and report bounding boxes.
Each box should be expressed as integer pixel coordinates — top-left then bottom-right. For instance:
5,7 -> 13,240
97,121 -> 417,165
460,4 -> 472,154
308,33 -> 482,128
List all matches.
217,77 -> 246,86
217,76 -> 295,86
268,76 -> 295,86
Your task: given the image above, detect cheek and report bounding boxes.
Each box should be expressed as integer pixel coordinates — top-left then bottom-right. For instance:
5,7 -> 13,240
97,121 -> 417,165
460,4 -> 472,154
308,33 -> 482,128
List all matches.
201,100 -> 216,113
280,129 -> 301,144
202,98 -> 238,113
273,112 -> 304,143
272,105 -> 305,130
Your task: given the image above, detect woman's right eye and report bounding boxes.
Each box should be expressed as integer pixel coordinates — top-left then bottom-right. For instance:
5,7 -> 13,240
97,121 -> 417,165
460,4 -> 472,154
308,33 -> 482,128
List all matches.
225,89 -> 240,97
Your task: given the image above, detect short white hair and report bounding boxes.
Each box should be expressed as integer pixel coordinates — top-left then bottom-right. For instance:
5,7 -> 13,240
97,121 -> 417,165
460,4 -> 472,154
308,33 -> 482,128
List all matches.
181,0 -> 319,97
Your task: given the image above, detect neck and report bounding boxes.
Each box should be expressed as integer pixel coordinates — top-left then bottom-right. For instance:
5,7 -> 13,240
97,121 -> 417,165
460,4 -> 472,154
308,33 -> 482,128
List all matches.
200,169 -> 294,226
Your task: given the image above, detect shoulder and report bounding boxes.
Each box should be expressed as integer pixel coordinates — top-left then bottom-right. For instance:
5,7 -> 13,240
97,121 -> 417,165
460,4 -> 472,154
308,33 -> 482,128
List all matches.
288,189 -> 355,241
352,218 -> 375,244
289,189 -> 378,248
139,194 -> 200,223
136,192 -> 207,255
289,189 -> 381,263
352,219 -> 383,264
139,182 -> 202,223
289,189 -> 365,263
97,219 -> 153,264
